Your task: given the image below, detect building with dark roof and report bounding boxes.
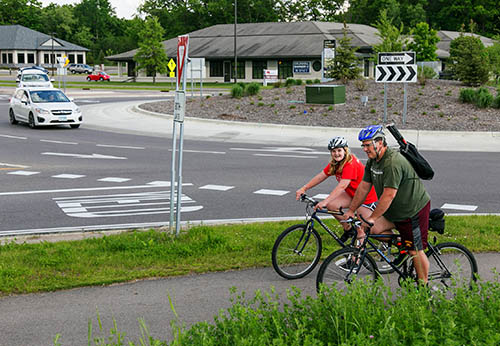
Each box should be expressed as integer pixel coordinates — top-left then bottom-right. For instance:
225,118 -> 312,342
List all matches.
107,21 -> 382,81
0,25 -> 89,69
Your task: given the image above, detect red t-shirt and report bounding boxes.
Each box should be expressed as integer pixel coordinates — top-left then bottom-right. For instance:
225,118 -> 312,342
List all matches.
323,154 -> 378,204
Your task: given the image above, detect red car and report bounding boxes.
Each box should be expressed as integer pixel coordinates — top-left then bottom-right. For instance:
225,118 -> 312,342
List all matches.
86,71 -> 110,82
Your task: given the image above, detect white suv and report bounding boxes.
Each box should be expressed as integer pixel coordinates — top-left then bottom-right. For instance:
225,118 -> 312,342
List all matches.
9,87 -> 82,129
16,69 -> 53,88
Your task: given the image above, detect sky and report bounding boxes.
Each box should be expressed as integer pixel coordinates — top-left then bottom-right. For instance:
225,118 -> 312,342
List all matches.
38,0 -> 144,19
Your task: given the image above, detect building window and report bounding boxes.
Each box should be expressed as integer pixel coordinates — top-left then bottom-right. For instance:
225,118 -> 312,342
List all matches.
278,60 -> 293,79
252,60 -> 267,79
7,53 -> 13,64
68,54 -> 75,63
231,61 -> 245,79
27,53 -> 35,64
312,60 -> 321,72
209,60 -> 223,77
17,53 -> 25,64
44,53 -> 50,64
1,53 -> 6,64
77,54 -> 84,64
364,59 -> 370,77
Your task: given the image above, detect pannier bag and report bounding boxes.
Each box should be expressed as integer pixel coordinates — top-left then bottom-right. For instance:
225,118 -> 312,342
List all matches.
429,208 -> 445,234
386,123 -> 435,180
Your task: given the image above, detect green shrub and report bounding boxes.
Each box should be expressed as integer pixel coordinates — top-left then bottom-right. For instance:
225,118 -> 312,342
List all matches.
231,84 -> 244,98
493,94 -> 500,109
285,78 -> 295,87
295,79 -> 303,85
246,82 -> 261,96
314,78 -> 321,83
237,82 -> 246,90
475,87 -> 494,108
354,77 -> 367,91
273,81 -> 282,88
459,88 -> 476,103
306,79 -> 313,84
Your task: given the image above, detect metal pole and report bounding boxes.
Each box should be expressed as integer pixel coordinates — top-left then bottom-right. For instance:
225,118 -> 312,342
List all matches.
51,33 -> 54,77
169,123 -> 177,232
383,83 -> 388,124
175,122 -> 184,235
234,0 -> 237,83
403,83 -> 407,125
191,61 -> 194,97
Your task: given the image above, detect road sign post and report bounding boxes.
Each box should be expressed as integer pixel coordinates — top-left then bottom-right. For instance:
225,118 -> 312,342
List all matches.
169,35 -> 189,236
375,52 -> 417,124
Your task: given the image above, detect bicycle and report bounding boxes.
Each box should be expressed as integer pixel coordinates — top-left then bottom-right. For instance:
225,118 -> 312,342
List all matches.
271,194 -> 399,280
316,213 -> 478,294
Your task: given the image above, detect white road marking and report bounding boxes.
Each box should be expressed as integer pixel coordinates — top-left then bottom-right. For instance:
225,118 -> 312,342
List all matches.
52,174 -> 86,179
98,177 -> 131,183
40,139 -> 78,145
147,181 -> 171,186
169,149 -> 226,154
0,134 -> 27,140
0,182 -> 195,196
7,170 -> 40,176
254,153 -> 318,158
96,144 -> 145,150
54,191 -> 202,218
76,100 -> 100,103
199,184 -> 234,191
231,147 -> 328,155
0,162 -> 29,168
42,152 -> 127,160
254,189 -> 289,196
441,203 -> 478,211
312,194 -> 329,199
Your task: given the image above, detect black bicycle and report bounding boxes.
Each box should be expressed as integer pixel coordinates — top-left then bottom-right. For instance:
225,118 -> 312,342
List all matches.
316,213 -> 478,293
271,194 -> 399,280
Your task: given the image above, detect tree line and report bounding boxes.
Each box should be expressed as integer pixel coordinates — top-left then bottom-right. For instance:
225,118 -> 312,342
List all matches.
1,0 -> 499,66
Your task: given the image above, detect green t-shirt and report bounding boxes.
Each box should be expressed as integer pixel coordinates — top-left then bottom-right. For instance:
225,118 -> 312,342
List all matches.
363,147 -> 430,222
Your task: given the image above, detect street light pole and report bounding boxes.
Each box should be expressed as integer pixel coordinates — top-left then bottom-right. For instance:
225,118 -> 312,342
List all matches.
234,0 -> 237,83
51,32 -> 55,76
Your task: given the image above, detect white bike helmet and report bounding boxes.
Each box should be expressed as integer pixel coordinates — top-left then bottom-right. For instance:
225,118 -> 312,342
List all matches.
328,136 -> 348,150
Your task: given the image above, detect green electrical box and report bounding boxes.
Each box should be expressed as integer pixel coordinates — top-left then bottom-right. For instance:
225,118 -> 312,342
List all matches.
305,84 -> 346,104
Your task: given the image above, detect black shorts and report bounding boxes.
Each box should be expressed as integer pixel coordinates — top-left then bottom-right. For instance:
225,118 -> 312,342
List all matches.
394,201 -> 431,251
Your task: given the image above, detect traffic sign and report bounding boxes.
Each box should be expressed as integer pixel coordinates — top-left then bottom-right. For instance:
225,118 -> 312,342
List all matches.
378,52 -> 415,65
177,35 -> 189,86
167,58 -> 176,71
376,65 -> 417,83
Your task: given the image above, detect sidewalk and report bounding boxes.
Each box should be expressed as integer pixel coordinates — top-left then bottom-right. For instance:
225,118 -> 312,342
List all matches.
81,98 -> 500,152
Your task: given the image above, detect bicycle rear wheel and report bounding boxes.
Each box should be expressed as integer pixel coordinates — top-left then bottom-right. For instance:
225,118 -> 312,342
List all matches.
423,242 -> 478,292
316,247 -> 379,293
271,224 -> 322,279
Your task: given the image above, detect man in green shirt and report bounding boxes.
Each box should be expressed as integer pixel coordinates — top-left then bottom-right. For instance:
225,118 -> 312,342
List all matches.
345,125 -> 431,284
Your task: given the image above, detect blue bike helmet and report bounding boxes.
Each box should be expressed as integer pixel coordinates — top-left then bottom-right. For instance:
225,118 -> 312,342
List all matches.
358,125 -> 385,141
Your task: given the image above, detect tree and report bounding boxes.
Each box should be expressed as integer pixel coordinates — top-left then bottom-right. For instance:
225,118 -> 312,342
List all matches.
328,23 -> 362,84
0,0 -> 43,29
408,22 -> 440,61
449,34 -> 490,86
40,4 -> 77,42
372,9 -> 408,54
134,16 -> 168,83
486,39 -> 500,83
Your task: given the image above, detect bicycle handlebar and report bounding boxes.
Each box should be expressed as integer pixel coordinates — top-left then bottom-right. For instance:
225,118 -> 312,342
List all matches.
299,194 -> 344,215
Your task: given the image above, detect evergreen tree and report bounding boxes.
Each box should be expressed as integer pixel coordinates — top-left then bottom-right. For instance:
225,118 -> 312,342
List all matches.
328,23 -> 362,84
486,39 -> 500,84
408,22 -> 440,61
372,9 -> 408,54
133,16 -> 168,83
449,34 -> 489,86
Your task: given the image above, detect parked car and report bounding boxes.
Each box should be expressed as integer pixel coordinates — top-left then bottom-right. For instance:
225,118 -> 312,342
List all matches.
69,63 -> 93,74
9,87 -> 82,129
86,71 -> 110,82
16,68 -> 54,88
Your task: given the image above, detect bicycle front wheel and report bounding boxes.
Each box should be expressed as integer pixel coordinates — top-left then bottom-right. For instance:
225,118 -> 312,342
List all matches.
316,247 -> 379,293
271,224 -> 322,279
425,242 -> 478,292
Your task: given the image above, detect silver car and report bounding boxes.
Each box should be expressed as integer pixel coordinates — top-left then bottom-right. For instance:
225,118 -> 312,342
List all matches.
16,69 -> 54,88
9,88 -> 82,129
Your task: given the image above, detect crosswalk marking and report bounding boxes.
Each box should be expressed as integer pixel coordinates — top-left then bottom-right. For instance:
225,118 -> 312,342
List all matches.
312,194 -> 329,199
199,184 -> 234,191
254,189 -> 289,196
52,174 -> 86,179
98,177 -> 131,183
441,203 -> 478,211
8,170 -> 40,176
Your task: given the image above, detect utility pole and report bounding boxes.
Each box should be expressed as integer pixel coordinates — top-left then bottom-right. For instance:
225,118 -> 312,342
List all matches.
234,0 -> 237,83
51,32 -> 55,77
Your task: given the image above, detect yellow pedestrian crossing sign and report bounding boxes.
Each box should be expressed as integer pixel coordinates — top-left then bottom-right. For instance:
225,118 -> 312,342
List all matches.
168,58 -> 176,78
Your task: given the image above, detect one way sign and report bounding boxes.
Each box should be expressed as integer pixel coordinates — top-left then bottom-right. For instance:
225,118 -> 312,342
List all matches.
376,65 -> 417,83
378,52 -> 415,65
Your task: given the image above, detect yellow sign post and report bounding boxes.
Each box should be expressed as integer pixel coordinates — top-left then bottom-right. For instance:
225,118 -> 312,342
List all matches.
168,58 -> 176,78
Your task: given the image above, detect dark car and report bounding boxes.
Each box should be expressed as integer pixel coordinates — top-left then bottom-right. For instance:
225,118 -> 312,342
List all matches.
86,71 -> 110,82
